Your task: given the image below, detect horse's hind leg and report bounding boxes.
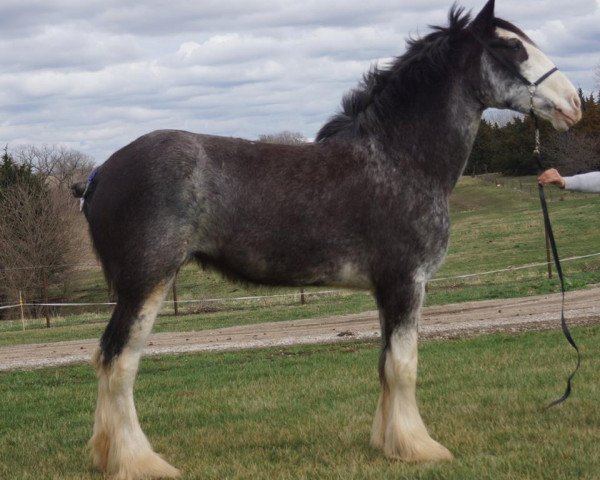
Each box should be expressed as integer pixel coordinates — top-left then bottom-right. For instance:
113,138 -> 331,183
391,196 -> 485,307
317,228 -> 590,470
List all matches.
371,280 -> 452,462
90,281 -> 180,480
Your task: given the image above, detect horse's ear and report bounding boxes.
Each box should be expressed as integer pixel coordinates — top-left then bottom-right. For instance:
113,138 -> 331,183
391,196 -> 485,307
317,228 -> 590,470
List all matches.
471,0 -> 495,35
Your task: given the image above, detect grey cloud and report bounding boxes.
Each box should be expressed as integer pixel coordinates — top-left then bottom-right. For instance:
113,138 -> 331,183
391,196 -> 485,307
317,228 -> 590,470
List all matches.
0,0 -> 598,163
0,29 -> 142,73
0,0 -> 420,39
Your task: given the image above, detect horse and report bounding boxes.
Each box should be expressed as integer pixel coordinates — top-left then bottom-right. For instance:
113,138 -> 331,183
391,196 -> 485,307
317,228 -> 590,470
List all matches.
72,1 -> 581,478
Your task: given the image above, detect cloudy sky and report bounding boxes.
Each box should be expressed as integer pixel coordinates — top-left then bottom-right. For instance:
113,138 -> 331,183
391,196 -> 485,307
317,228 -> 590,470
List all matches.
1,0 -> 599,163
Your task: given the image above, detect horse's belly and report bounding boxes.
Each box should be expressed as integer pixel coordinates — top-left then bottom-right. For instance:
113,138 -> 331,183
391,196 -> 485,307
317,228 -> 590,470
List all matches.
206,231 -> 372,289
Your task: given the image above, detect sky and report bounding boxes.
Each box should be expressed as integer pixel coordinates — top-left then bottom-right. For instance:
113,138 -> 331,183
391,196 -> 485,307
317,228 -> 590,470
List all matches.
1,0 -> 599,163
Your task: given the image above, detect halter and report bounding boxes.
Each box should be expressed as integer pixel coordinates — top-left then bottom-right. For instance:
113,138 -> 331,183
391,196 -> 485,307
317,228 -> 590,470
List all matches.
471,30 -> 580,409
469,30 -> 559,113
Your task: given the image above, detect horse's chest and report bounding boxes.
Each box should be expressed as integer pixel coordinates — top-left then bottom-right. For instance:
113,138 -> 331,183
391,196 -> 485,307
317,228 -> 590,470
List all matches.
392,198 -> 451,274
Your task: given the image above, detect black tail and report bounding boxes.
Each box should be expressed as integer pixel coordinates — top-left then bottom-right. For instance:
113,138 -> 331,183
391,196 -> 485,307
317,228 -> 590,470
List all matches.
71,182 -> 87,198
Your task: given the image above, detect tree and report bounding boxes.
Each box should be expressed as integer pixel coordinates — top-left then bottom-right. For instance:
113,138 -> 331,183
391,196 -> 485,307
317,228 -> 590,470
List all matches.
577,88 -> 587,112
546,131 -> 600,175
466,119 -> 497,175
258,131 -> 307,145
574,93 -> 600,136
0,145 -> 93,322
14,144 -> 94,188
495,116 -> 539,175
0,146 -> 40,190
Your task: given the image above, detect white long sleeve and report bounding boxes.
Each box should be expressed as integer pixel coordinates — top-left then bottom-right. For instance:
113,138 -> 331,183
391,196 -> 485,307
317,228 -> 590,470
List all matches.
563,172 -> 600,193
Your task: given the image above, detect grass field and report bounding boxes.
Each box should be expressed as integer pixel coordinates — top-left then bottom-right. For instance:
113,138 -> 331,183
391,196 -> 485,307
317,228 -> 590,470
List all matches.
440,175 -> 600,298
1,324 -> 599,479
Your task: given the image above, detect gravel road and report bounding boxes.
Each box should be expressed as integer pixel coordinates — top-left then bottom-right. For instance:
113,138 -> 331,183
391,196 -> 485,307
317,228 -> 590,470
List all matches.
1,286 -> 599,372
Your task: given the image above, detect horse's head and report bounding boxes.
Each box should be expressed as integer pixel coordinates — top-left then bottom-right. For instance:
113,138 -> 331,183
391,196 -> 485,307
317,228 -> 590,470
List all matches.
469,0 -> 581,130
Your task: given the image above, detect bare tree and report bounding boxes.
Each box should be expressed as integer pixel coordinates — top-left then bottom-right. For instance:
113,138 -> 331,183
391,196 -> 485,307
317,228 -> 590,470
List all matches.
0,183 -> 87,322
14,144 -> 95,189
258,131 -> 307,145
0,145 -> 93,322
546,131 -> 600,175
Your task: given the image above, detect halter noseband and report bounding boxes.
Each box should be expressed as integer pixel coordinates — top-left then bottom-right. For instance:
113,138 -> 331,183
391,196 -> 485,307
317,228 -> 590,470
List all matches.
469,30 -> 559,113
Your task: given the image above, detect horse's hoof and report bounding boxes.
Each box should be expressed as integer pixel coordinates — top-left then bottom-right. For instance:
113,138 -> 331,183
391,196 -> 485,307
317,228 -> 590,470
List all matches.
108,451 -> 181,480
382,431 -> 453,463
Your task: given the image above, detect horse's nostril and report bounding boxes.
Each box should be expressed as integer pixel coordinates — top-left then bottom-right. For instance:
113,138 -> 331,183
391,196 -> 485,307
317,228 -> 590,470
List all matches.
572,94 -> 581,110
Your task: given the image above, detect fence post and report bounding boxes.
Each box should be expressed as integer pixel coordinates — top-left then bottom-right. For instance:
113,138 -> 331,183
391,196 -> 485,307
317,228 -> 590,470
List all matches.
300,288 -> 306,305
172,270 -> 179,316
43,270 -> 50,328
19,291 -> 25,330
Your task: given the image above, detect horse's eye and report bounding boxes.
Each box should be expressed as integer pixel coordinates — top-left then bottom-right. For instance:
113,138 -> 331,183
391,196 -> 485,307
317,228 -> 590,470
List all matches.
489,38 -> 521,51
506,39 -> 521,50
502,39 -> 521,50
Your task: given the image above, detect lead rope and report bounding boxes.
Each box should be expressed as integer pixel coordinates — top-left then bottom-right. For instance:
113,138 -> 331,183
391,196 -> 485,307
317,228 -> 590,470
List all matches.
530,112 -> 582,409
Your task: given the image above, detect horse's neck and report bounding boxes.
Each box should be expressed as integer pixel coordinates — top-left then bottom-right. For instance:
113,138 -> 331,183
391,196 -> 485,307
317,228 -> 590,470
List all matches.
383,85 -> 482,194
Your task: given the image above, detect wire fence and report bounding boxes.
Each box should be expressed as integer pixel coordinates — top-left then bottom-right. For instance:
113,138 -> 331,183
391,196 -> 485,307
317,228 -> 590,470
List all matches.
430,252 -> 600,282
0,290 -> 343,313
2,251 -> 599,327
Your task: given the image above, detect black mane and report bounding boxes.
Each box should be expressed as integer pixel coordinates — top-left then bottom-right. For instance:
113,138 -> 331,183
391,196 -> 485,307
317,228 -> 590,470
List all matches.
316,6 -> 472,142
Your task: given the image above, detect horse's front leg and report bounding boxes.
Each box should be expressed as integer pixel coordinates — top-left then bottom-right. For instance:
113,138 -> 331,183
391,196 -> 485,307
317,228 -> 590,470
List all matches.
371,280 -> 452,462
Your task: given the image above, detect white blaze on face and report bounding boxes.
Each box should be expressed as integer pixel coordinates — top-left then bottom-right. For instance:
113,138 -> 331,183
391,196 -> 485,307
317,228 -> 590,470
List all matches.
496,27 -> 582,131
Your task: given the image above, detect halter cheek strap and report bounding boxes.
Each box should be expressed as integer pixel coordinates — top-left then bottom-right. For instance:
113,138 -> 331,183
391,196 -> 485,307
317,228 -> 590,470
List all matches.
526,66 -> 559,111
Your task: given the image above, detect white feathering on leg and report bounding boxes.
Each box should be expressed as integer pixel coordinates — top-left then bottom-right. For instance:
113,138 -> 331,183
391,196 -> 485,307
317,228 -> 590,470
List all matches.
89,284 -> 180,480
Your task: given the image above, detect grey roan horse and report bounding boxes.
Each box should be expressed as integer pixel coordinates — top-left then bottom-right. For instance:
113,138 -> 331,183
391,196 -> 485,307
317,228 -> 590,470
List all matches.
73,1 -> 581,478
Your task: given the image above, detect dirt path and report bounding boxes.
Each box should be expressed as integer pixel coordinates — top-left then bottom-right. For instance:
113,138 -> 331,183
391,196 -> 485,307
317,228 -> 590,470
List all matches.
1,286 -> 599,372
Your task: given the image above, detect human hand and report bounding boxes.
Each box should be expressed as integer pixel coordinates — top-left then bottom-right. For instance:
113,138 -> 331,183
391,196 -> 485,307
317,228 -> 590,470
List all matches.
538,168 -> 566,189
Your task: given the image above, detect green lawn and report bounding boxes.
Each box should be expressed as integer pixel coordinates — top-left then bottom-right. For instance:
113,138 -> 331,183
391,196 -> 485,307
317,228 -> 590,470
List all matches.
1,324 -> 598,479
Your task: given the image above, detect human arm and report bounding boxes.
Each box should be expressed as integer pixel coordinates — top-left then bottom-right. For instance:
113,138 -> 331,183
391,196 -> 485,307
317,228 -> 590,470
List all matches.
562,172 -> 600,193
538,169 -> 600,193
